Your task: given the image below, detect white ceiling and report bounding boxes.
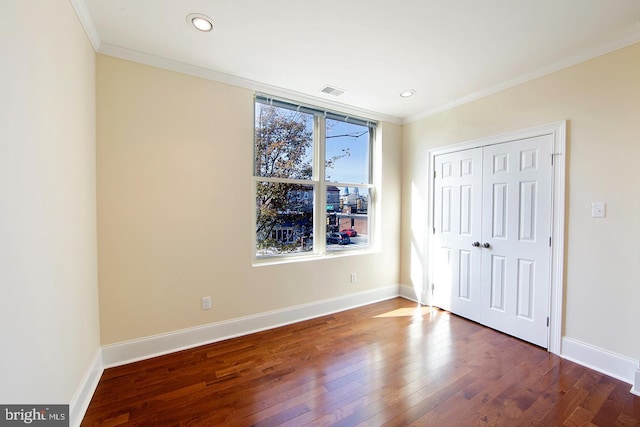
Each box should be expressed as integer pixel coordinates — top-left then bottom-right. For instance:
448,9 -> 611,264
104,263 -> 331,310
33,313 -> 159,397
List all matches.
80,0 -> 640,123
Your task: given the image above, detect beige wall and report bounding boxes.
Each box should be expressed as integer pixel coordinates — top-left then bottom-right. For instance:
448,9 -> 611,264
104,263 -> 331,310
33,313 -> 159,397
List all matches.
401,42 -> 640,359
96,55 -> 402,344
0,0 -> 100,403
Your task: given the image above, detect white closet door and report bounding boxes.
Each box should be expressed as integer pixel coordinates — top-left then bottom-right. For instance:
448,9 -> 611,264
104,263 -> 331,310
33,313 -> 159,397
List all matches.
432,148 -> 483,323
480,135 -> 553,347
432,135 -> 553,348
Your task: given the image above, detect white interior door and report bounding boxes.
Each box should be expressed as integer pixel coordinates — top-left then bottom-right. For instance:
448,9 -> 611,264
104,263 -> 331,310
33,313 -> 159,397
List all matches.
432,135 -> 553,348
480,135 -> 553,347
432,148 -> 482,322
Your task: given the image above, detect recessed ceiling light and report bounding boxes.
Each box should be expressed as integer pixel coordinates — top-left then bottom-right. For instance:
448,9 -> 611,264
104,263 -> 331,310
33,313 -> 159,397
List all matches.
187,13 -> 213,32
400,90 -> 416,98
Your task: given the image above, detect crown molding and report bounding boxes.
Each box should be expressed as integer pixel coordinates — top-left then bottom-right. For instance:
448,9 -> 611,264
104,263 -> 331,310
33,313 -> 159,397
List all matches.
69,0 -> 101,51
97,43 -> 403,125
404,33 -> 640,124
68,0 -> 640,126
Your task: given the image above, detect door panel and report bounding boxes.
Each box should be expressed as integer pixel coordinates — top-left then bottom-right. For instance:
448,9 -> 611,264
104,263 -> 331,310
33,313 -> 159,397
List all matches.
519,182 -> 537,241
492,183 -> 507,238
490,255 -> 506,311
459,250 -> 471,299
517,259 -> 535,319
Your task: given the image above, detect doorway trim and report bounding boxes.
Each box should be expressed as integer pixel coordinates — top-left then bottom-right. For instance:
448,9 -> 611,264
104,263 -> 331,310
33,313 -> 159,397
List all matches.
426,120 -> 566,354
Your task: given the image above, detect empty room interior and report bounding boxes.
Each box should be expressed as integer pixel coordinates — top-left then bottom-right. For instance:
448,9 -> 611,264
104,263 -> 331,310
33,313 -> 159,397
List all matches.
1,0 -> 640,425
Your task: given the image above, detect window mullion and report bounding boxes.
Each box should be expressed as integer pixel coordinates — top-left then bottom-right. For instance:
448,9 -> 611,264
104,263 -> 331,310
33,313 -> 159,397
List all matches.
329,182 -> 374,189
254,176 -> 312,185
315,114 -> 327,254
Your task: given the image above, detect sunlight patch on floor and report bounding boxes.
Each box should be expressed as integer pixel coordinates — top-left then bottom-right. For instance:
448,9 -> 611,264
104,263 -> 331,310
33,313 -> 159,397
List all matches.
374,306 -> 435,318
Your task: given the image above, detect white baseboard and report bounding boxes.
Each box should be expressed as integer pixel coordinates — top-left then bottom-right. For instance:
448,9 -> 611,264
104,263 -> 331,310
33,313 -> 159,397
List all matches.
561,337 -> 639,387
398,284 -> 422,304
632,368 -> 640,396
102,285 -> 400,368
69,348 -> 103,427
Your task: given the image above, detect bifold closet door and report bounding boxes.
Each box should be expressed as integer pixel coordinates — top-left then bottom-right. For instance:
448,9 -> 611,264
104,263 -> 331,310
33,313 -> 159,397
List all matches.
432,135 -> 553,347
480,135 -> 553,347
432,148 -> 483,323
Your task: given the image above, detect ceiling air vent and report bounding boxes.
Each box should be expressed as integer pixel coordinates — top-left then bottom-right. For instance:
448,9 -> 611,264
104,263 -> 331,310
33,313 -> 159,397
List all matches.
320,86 -> 345,96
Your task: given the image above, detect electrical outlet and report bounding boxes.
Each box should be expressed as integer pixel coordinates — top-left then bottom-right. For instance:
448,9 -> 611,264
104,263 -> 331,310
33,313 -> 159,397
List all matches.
201,296 -> 212,310
350,273 -> 357,283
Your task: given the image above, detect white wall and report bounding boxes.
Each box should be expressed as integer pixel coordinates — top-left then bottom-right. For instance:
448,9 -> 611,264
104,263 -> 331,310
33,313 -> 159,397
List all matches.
401,42 -> 640,362
0,0 -> 100,408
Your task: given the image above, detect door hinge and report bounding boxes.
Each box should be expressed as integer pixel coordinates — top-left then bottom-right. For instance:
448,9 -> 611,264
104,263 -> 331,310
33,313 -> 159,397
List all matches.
433,226 -> 436,234
431,283 -> 435,292
434,170 -> 436,179
546,317 -> 550,327
549,236 -> 552,247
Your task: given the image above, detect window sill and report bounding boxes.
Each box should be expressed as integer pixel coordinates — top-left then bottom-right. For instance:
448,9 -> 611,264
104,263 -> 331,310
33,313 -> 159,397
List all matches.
252,247 -> 380,267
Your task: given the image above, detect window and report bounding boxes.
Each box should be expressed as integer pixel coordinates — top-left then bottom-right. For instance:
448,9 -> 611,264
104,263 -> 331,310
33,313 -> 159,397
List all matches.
254,95 -> 376,260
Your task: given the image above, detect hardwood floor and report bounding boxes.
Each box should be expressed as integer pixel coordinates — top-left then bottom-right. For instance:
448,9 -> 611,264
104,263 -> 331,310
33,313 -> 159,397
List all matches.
82,298 -> 640,426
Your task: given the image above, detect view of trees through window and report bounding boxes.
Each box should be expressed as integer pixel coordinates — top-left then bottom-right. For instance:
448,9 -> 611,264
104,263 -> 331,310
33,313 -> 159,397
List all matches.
254,97 -> 374,258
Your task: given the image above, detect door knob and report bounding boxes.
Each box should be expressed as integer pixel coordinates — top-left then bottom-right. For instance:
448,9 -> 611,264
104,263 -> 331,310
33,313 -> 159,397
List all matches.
482,242 -> 491,248
472,241 -> 480,247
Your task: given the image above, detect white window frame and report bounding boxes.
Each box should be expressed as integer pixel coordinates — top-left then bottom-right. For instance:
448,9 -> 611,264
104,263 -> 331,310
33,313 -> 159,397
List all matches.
253,94 -> 377,264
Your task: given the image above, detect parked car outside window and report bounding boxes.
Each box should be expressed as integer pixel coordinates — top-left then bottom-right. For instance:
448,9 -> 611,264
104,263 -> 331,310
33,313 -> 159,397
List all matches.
340,228 -> 357,237
327,232 -> 351,245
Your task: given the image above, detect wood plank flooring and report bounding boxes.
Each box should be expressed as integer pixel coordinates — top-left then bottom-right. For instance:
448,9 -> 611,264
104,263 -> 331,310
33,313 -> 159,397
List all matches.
82,298 -> 640,426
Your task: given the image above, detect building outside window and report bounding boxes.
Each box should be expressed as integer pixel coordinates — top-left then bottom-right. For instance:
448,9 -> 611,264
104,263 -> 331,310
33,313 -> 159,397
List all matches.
254,95 -> 376,259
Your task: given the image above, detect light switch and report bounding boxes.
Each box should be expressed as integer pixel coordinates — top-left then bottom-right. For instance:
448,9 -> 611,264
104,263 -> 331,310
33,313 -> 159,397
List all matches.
591,202 -> 606,218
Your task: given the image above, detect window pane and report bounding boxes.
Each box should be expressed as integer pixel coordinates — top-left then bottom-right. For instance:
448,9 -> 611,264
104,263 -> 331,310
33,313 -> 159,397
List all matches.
256,182 -> 314,256
325,120 -> 370,184
326,186 -> 370,251
255,103 -> 314,179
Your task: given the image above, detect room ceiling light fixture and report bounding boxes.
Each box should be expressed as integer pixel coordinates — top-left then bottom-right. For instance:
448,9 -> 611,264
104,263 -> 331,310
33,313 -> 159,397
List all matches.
187,13 -> 213,32
399,89 -> 416,98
